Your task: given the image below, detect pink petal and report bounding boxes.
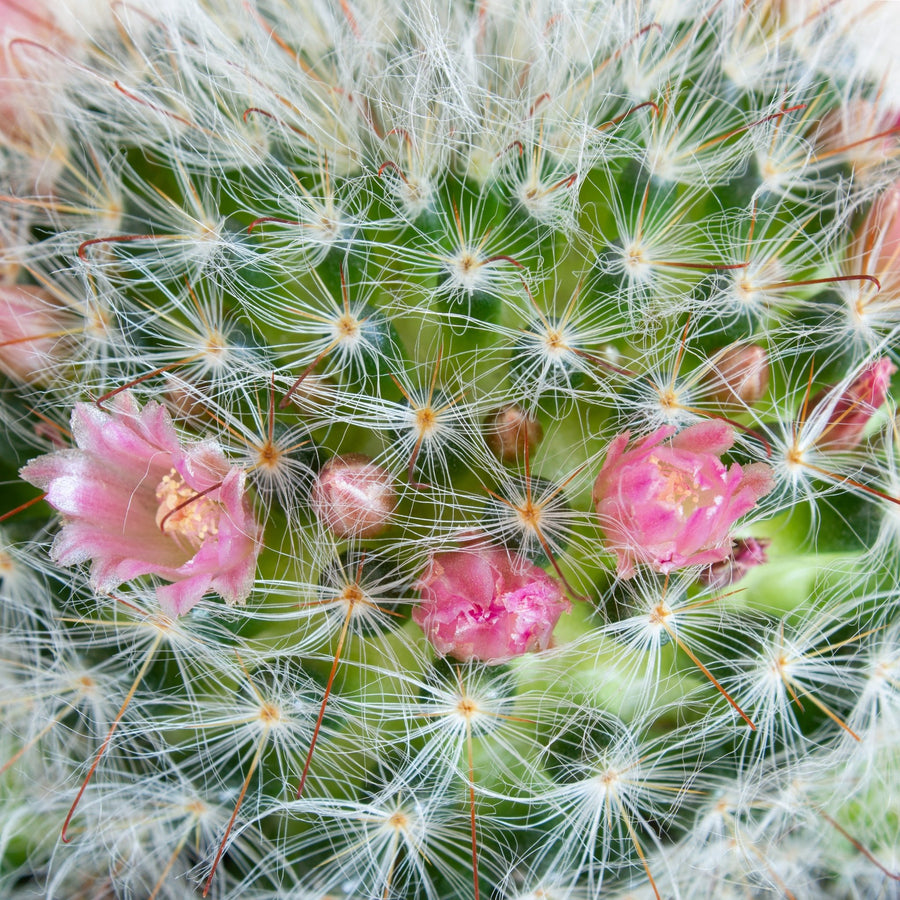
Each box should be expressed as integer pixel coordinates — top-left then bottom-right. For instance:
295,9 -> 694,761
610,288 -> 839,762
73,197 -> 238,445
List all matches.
735,463 -> 775,502
594,422 -> 773,578
671,420 -> 735,455
157,574 -> 215,617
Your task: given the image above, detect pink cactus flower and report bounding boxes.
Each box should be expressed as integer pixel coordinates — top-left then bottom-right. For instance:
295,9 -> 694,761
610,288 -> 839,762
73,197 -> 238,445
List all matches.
413,546 -> 570,664
592,421 -> 774,578
20,392 -> 262,616
811,357 -> 897,451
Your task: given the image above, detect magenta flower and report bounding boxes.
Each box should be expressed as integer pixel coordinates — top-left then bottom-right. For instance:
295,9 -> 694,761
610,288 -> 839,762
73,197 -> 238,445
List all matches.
413,546 -> 570,664
592,421 -> 774,578
811,357 -> 897,451
20,392 -> 262,616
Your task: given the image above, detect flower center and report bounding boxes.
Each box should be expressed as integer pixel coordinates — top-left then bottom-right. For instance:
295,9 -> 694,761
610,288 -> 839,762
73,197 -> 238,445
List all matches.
650,456 -> 702,514
155,468 -> 220,550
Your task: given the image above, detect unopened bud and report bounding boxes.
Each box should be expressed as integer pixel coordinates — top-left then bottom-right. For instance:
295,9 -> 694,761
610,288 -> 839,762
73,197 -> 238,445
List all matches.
484,404 -> 543,463
849,180 -> 900,299
281,373 -> 338,413
705,344 -> 770,407
0,285 -> 75,384
311,454 -> 397,538
164,378 -> 211,422
814,102 -> 898,178
812,357 -> 897,451
700,537 -> 770,590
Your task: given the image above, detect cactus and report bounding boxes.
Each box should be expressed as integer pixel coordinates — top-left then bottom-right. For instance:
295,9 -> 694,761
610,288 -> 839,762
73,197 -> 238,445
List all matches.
1,1 -> 899,897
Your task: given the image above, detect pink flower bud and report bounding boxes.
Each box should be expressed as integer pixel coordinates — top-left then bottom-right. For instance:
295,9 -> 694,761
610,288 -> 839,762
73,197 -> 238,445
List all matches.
19,392 -> 262,616
850,180 -> 900,301
592,421 -> 774,578
705,344 -> 770,407
413,547 -> 570,664
814,101 -> 898,178
0,3 -> 58,76
162,377 -> 214,425
0,2 -> 62,144
700,537 -> 770,590
484,404 -> 543,463
811,357 -> 897,451
311,454 -> 396,538
0,285 -> 77,383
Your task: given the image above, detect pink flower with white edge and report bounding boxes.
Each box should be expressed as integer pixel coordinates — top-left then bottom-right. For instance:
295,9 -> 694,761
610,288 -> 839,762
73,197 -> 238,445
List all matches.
20,392 -> 262,616
413,546 -> 570,664
811,357 -> 897,451
592,421 -> 774,578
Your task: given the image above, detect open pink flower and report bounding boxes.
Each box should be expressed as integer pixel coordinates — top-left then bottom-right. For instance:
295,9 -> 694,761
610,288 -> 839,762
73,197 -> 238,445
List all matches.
20,392 -> 262,616
811,357 -> 897,451
413,547 -> 570,664
592,421 -> 774,578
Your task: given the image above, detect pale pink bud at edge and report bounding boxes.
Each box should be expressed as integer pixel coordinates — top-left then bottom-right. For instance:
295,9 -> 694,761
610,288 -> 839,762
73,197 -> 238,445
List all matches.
812,357 -> 897,451
19,392 -> 262,616
0,285 -> 74,383
592,421 -> 774,578
849,180 -> 900,298
0,2 -> 63,143
413,547 -> 570,664
814,101 -> 898,174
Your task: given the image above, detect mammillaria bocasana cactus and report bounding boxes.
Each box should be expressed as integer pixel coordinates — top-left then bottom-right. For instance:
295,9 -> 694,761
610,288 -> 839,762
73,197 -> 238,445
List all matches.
1,1 -> 899,897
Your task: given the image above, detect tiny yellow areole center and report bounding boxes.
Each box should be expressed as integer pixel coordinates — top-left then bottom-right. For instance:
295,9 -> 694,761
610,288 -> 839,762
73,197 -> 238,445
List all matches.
155,468 -> 220,550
